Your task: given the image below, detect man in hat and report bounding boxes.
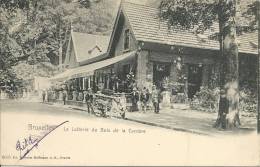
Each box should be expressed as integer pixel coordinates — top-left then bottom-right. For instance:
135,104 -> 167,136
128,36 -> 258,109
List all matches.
85,88 -> 94,114
151,85 -> 160,113
140,87 -> 150,113
131,87 -> 139,112
62,89 -> 67,105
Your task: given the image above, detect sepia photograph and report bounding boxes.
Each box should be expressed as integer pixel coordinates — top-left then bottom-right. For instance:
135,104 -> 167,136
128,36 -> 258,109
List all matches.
1,0 -> 260,166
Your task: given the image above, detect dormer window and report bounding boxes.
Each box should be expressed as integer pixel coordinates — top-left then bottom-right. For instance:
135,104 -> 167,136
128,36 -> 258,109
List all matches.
124,29 -> 130,50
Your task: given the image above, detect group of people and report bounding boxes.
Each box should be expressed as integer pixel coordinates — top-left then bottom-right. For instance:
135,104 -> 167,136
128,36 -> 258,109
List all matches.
42,84 -> 161,115
42,88 -> 95,114
131,85 -> 161,113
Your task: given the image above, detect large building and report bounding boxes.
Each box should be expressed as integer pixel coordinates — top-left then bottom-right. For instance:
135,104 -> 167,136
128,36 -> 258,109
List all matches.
51,1 -> 258,102
104,2 -> 257,98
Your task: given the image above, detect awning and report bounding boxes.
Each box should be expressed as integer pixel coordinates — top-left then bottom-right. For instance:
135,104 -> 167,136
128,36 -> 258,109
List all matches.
49,69 -> 74,82
49,51 -> 136,82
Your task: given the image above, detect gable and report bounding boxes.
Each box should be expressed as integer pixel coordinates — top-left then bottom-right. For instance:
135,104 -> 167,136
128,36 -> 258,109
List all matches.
107,2 -> 139,58
111,11 -> 137,57
64,31 -> 110,68
65,39 -> 80,68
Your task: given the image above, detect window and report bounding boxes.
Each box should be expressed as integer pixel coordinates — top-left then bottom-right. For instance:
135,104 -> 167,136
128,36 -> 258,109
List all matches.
124,29 -> 130,50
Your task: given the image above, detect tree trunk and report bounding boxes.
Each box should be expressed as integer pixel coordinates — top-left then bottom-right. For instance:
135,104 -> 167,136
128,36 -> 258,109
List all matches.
257,0 -> 260,134
214,0 -> 240,129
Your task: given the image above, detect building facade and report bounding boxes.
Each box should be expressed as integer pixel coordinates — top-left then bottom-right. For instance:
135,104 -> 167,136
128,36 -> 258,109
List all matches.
103,1 -> 257,99
51,1 -> 258,105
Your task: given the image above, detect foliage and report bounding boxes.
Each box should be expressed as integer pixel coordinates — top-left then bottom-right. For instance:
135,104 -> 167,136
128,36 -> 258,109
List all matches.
172,92 -> 186,103
159,0 -> 257,129
125,72 -> 136,92
159,0 -> 218,33
0,0 -> 30,11
238,0 -> 257,34
171,82 -> 185,94
0,69 -> 18,83
162,76 -> 185,93
239,88 -> 257,113
190,87 -> 220,112
156,0 -> 257,34
161,76 -> 171,89
190,86 -> 257,114
12,62 -> 58,80
0,0 -> 116,87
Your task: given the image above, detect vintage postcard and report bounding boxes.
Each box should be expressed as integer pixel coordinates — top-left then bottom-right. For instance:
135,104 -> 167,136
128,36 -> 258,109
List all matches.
1,0 -> 260,166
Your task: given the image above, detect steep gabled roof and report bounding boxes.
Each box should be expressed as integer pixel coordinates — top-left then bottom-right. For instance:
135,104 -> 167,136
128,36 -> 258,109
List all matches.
71,32 -> 110,63
120,1 -> 258,54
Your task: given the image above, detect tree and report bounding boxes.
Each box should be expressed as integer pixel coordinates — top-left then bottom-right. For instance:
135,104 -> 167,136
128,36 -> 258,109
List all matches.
0,0 -> 115,85
216,0 -> 239,129
257,0 -> 260,134
159,0 -> 256,129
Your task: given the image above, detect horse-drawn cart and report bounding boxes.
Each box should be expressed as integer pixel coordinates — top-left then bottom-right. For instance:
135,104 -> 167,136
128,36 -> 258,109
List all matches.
93,93 -> 126,119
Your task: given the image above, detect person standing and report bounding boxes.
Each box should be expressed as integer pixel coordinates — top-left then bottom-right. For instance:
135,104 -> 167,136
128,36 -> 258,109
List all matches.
151,85 -> 160,114
140,87 -> 149,113
131,87 -> 139,112
85,88 -> 94,114
47,89 -> 50,102
62,89 -> 67,105
119,94 -> 127,118
42,90 -> 46,103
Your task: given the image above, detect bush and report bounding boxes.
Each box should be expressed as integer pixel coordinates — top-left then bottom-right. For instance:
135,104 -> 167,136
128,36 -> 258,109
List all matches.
190,86 -> 257,113
239,88 -> 257,113
190,87 -> 219,112
171,93 -> 186,103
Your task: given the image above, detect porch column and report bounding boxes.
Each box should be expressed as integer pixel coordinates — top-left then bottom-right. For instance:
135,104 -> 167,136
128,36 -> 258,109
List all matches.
136,50 -> 149,89
82,78 -> 85,90
90,76 -> 93,89
169,63 -> 178,84
107,76 -> 110,89
183,64 -> 189,101
146,60 -> 153,90
87,78 -> 90,89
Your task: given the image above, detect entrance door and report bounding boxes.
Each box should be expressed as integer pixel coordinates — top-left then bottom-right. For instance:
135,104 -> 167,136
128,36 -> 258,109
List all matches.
188,64 -> 203,98
153,62 -> 171,89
